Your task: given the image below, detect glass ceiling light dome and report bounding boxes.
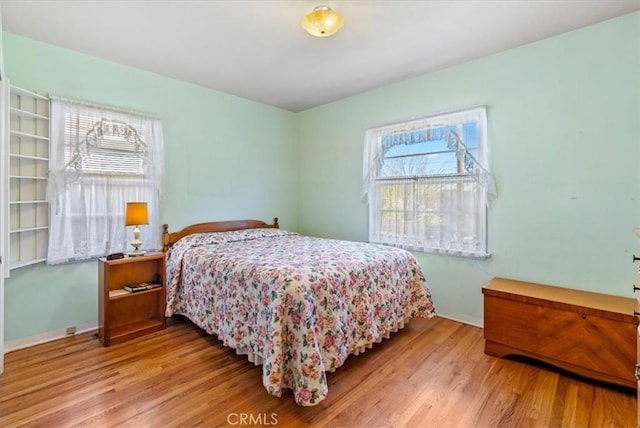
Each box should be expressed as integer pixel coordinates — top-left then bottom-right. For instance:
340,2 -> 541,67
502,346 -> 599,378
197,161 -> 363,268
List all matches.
301,6 -> 344,37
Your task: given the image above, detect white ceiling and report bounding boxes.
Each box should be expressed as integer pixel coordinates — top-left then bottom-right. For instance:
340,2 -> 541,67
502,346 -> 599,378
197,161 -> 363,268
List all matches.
1,1 -> 639,112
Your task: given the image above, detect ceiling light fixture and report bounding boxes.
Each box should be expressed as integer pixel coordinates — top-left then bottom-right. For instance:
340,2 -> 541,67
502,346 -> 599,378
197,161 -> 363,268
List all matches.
301,6 -> 344,37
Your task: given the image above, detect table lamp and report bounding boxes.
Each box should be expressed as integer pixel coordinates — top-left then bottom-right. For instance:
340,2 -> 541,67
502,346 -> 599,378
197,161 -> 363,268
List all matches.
125,202 -> 148,256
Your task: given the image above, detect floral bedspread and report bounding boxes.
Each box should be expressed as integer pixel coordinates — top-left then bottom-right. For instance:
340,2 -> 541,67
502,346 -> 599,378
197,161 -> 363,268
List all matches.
165,228 -> 435,406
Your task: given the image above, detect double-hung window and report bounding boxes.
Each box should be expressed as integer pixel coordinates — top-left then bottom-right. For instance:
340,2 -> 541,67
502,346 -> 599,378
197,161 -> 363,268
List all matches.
363,106 -> 494,258
46,99 -> 164,264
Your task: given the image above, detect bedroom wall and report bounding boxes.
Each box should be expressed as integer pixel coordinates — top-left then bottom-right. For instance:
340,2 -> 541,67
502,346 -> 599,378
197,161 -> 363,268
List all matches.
296,12 -> 640,325
2,12 -> 638,344
2,33 -> 298,342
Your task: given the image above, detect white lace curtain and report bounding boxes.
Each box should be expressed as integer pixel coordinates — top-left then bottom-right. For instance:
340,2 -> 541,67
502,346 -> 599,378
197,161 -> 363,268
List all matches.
362,106 -> 494,258
46,98 -> 164,264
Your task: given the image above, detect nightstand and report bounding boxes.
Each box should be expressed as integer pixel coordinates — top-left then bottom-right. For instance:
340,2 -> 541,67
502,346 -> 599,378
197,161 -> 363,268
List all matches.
98,252 -> 166,346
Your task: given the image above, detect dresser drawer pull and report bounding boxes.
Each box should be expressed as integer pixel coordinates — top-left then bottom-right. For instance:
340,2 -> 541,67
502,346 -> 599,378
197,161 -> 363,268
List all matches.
634,284 -> 640,292
634,254 -> 640,262
635,364 -> 640,381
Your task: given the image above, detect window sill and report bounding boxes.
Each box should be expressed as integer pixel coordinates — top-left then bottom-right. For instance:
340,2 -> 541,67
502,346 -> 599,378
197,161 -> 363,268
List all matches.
373,241 -> 491,260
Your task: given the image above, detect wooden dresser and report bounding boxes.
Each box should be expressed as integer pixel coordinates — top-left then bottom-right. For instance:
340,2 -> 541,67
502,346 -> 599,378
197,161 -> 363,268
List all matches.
483,277 -> 637,389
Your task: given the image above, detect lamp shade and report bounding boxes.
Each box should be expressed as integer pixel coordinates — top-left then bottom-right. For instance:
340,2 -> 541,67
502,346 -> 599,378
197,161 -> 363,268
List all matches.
301,6 -> 343,37
125,202 -> 148,226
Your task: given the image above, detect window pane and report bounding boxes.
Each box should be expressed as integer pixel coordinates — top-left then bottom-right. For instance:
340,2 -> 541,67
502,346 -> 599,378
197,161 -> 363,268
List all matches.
365,106 -> 489,258
380,152 -> 459,177
381,122 -> 480,178
463,122 -> 478,149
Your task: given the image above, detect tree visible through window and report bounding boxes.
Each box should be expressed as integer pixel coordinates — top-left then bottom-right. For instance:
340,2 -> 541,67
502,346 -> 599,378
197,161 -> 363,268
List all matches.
362,107 -> 494,258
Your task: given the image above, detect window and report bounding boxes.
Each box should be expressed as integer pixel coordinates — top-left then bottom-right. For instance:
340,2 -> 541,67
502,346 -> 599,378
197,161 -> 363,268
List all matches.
47,99 -> 164,264
363,106 -> 494,258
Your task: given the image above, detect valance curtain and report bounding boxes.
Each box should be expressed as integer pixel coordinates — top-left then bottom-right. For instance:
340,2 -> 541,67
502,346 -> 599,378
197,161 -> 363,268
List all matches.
47,99 -> 164,264
362,106 -> 494,258
363,107 -> 495,202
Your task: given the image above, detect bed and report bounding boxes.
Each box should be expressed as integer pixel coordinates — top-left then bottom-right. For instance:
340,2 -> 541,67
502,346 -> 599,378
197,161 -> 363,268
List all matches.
162,218 -> 435,406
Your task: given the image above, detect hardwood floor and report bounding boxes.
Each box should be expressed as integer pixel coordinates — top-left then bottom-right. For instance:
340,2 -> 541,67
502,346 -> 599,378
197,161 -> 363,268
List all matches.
0,316 -> 634,427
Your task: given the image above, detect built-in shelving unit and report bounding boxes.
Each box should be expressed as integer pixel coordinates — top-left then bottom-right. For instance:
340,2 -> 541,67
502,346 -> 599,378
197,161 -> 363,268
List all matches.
7,84 -> 50,271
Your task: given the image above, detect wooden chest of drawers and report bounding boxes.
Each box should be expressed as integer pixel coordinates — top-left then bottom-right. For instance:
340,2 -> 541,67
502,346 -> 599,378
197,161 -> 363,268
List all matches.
483,277 -> 637,388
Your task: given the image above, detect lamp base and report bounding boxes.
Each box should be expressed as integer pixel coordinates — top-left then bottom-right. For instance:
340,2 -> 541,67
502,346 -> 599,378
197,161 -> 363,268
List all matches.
127,249 -> 147,257
129,231 -> 145,257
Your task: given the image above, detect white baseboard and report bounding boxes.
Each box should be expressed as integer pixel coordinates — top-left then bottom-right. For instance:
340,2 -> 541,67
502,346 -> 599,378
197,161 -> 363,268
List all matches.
436,313 -> 483,328
5,321 -> 98,353
3,313 -> 482,354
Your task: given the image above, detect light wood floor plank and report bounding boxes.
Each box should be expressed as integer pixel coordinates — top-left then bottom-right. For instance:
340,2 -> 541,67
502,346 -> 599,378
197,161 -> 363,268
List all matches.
0,316 -> 634,427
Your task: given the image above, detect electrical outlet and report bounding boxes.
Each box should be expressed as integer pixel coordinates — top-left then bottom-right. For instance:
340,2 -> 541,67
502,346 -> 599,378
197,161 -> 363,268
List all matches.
66,326 -> 77,335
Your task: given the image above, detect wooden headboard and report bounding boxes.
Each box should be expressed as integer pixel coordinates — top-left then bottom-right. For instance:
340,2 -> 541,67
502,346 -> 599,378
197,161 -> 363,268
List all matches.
162,217 -> 279,251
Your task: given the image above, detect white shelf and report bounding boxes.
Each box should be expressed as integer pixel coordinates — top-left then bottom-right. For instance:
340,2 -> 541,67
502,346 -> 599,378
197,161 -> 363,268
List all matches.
9,153 -> 49,161
10,226 -> 49,234
10,258 -> 47,270
9,175 -> 48,180
9,85 -> 48,101
10,107 -> 49,121
9,200 -> 47,205
10,130 -> 49,141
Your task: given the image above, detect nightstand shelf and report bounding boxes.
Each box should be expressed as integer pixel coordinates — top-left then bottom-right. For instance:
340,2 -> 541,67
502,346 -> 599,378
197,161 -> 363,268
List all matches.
109,287 -> 162,300
98,252 -> 166,346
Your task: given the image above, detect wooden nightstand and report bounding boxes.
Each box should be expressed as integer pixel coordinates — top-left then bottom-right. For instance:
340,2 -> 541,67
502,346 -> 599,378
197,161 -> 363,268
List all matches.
98,252 -> 166,346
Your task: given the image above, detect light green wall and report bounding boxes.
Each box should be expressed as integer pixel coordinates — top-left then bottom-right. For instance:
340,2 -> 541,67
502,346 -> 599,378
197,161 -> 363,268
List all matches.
3,12 -> 639,340
3,33 -> 298,341
297,12 -> 640,325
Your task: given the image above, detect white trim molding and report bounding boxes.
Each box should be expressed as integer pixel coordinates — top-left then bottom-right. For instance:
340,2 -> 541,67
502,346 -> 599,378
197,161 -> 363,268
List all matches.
5,320 -> 98,353
435,312 -> 483,329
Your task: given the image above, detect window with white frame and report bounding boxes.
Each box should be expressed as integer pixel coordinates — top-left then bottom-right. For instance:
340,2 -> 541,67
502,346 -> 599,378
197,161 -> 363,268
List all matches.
46,98 -> 164,264
362,106 -> 495,258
